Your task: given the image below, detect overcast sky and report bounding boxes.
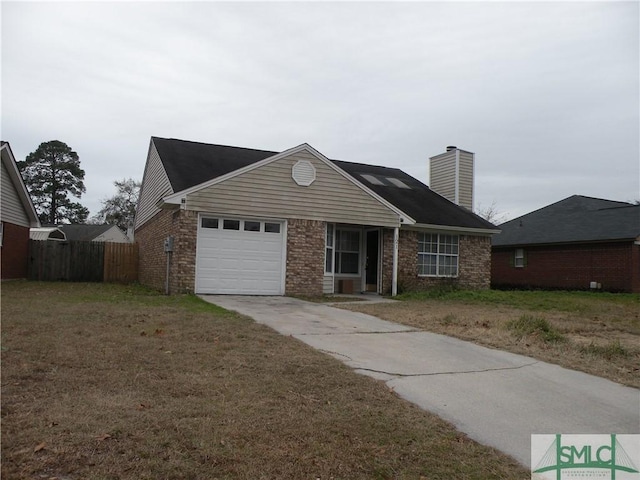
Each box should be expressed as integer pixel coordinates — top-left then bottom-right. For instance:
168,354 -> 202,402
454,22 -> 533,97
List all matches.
2,1 -> 638,222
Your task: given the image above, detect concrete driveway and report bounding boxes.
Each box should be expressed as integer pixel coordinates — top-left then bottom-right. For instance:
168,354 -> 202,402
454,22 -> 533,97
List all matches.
200,295 -> 640,467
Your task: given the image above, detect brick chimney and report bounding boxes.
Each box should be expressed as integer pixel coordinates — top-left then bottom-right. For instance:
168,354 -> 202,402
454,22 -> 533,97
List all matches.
429,146 -> 474,210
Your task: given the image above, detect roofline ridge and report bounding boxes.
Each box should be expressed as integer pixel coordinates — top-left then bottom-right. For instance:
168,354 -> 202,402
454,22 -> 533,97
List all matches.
152,136 -> 279,155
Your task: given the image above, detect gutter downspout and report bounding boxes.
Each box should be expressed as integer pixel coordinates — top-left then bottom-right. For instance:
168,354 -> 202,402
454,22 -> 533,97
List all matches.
392,226 -> 399,296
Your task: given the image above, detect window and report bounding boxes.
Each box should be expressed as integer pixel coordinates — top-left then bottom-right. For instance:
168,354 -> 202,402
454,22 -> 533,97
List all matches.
325,224 -> 334,273
244,221 -> 261,232
335,229 -> 360,275
514,248 -> 525,268
418,233 -> 459,277
264,222 -> 280,233
201,218 -> 218,229
223,219 -> 240,230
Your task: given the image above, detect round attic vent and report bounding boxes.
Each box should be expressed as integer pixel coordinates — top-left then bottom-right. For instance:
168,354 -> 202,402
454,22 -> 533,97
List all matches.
292,160 -> 316,186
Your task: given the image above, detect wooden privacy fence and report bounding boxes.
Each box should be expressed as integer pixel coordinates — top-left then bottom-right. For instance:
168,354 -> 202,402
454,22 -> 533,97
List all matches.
28,240 -> 138,283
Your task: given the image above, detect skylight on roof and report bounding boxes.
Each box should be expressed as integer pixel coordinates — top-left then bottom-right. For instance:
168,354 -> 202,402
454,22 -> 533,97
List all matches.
360,174 -> 385,186
386,177 -> 410,189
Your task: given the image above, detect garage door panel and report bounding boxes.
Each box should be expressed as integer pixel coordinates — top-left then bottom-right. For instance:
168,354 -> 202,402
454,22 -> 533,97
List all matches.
196,218 -> 285,295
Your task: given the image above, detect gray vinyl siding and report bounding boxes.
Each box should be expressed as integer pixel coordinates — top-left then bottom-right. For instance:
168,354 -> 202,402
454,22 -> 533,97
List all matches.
458,151 -> 474,210
186,150 -> 401,227
1,160 -> 30,227
135,142 -> 174,229
429,151 -> 456,202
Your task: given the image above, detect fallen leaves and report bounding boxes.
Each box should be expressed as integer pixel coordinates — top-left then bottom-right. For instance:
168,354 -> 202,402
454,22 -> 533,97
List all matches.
33,442 -> 46,453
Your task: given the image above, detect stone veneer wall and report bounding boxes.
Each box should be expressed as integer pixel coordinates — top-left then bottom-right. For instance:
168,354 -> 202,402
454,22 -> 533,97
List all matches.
381,229 -> 491,294
285,218 -> 325,296
135,209 -> 197,294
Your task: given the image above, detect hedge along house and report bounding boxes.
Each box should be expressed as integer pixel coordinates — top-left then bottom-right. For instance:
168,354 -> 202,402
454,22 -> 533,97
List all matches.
134,137 -> 498,296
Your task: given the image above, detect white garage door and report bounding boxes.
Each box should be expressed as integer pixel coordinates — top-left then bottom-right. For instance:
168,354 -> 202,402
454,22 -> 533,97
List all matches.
195,217 -> 285,295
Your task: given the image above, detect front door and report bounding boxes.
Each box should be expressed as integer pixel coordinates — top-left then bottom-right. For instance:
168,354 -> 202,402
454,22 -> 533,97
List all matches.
365,230 -> 379,293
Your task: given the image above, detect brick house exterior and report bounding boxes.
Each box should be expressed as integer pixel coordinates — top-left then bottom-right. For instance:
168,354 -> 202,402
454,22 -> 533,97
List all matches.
491,196 -> 640,293
135,137 -> 498,296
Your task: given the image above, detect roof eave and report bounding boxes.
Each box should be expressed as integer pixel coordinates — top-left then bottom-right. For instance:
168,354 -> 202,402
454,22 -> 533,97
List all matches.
409,223 -> 500,235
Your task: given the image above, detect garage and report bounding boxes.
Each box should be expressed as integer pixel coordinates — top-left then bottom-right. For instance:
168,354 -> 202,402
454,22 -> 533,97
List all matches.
195,216 -> 286,295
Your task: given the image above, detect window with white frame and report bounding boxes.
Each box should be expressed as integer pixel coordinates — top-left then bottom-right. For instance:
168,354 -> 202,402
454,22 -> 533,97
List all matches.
335,229 -> 360,275
325,224 -> 334,273
514,248 -> 525,268
418,233 -> 459,277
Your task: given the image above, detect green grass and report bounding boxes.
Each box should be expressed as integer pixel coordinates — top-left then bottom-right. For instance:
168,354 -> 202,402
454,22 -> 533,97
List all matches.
579,340 -> 629,360
397,288 -> 639,314
505,315 -> 566,343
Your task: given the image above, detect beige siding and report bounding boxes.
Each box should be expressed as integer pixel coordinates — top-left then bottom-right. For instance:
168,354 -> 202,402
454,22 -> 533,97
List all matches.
458,151 -> 474,210
429,152 -> 456,202
186,150 -> 401,227
1,160 -> 30,227
135,142 -> 173,229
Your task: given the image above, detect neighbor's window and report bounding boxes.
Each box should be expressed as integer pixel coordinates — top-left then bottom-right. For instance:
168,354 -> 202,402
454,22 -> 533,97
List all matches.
325,223 -> 335,273
418,233 -> 459,277
335,229 -> 360,275
514,248 -> 525,268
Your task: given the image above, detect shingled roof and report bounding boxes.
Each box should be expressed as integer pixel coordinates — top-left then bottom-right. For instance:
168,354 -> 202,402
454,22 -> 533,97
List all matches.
152,137 -> 496,231
492,195 -> 640,247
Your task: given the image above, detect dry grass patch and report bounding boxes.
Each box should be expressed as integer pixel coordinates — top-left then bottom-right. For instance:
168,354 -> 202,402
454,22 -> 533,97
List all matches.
342,290 -> 639,388
1,282 -> 528,480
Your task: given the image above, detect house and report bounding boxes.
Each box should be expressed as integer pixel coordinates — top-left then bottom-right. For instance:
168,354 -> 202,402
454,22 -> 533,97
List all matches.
1,142 -> 40,279
491,195 -> 640,293
134,137 -> 498,296
30,227 -> 66,241
56,224 -> 131,243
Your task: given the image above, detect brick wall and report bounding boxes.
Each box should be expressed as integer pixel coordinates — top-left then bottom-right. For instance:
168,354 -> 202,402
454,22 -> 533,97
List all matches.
381,229 -> 491,294
491,242 -> 640,293
1,222 -> 30,279
286,219 -> 324,296
135,209 -> 197,294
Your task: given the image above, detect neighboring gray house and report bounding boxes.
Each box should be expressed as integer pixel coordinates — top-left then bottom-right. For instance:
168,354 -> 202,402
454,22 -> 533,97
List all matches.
1,141 -> 41,279
134,137 -> 498,296
57,224 -> 131,243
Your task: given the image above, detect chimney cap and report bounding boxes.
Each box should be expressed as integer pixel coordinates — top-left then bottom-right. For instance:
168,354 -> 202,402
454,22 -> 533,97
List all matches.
446,145 -> 457,152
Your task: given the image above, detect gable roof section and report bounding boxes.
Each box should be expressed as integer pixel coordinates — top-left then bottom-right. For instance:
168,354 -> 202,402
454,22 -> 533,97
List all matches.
147,136 -> 498,232
492,195 -> 640,247
1,141 -> 40,228
153,137 -> 277,193
57,224 -> 117,241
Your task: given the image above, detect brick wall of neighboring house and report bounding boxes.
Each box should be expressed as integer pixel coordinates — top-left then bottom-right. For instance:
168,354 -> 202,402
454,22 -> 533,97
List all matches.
135,209 -> 197,294
1,222 -> 30,279
285,219 -> 324,296
381,229 -> 492,294
491,241 -> 640,293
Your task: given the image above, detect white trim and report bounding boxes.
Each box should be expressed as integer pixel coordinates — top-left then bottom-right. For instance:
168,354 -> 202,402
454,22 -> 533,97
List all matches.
161,143 -> 413,225
392,227 -> 399,296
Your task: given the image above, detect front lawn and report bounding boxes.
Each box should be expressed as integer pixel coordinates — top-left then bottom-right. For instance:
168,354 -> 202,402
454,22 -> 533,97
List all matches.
1,282 -> 528,479
344,289 -> 640,388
